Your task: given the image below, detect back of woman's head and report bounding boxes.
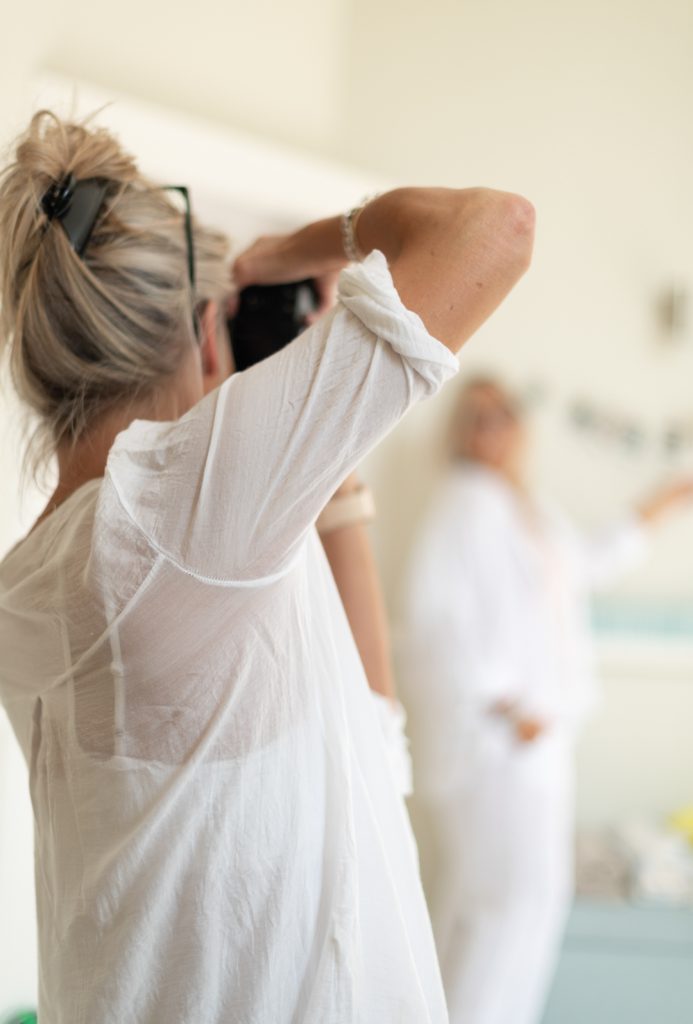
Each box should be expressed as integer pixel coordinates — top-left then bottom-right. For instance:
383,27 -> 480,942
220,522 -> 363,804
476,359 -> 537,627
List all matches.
0,110 -> 230,472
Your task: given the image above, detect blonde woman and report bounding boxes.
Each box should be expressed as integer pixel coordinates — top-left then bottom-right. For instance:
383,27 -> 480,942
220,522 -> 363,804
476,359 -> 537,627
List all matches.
0,113 -> 533,1023
402,377 -> 693,1024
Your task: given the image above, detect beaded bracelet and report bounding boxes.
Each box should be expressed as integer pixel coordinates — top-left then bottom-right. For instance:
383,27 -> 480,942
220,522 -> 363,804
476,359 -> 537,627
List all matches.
340,194 -> 379,263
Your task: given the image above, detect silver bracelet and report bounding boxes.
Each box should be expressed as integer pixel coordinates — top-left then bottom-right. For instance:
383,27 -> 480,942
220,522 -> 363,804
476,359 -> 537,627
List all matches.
340,194 -> 379,263
340,205 -> 364,263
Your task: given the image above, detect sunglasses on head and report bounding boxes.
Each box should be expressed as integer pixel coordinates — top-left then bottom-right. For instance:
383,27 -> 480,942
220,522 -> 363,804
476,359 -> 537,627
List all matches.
41,174 -> 196,292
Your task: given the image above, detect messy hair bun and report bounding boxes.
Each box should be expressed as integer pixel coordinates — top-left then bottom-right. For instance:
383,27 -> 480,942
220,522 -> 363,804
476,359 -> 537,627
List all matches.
0,110 -> 230,472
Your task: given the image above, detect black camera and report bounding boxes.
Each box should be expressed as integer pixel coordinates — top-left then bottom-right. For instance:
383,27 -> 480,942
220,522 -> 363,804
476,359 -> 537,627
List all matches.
228,280 -> 319,372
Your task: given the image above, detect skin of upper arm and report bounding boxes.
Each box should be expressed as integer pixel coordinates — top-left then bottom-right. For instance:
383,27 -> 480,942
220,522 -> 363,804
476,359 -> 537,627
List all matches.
320,519 -> 396,701
359,187 -> 535,354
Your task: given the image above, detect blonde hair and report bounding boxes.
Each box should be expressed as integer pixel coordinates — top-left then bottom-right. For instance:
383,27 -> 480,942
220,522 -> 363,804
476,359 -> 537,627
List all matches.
0,110 -> 231,474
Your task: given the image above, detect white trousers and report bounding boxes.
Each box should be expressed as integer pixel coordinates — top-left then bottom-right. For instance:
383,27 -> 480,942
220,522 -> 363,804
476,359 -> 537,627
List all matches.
426,727 -> 574,1024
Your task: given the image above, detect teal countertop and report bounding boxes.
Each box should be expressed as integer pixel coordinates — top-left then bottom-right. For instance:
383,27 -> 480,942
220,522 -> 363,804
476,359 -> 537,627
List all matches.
542,900 -> 693,1024
592,600 -> 693,640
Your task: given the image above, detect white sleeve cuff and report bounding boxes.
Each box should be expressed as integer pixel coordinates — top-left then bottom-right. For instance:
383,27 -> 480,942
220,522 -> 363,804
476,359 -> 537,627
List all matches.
371,691 -> 414,798
337,250 -> 459,395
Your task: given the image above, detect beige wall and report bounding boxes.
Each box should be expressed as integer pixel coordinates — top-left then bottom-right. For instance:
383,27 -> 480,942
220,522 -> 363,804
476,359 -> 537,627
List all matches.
343,0 -> 693,606
0,0 -> 347,152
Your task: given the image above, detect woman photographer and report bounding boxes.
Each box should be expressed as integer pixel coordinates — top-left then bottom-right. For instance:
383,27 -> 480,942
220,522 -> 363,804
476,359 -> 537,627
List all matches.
0,111 -> 533,1023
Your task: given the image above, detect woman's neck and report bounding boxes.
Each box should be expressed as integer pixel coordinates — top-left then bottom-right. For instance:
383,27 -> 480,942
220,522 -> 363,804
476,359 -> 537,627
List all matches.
32,349 -> 203,532
37,395 -> 179,528
32,411 -> 132,532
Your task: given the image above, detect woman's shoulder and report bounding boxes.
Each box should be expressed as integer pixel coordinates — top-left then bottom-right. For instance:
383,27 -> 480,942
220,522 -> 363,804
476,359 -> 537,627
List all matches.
1,479 -> 102,584
105,384 -> 228,529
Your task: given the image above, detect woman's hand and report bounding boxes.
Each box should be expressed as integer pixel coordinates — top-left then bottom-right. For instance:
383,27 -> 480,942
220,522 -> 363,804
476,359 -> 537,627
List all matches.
490,699 -> 548,743
231,230 -> 342,324
514,717 -> 547,744
233,221 -> 347,290
232,225 -> 343,323
637,477 -> 693,525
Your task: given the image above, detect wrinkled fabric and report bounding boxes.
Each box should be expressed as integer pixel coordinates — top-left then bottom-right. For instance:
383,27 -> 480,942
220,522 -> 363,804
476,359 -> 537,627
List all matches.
370,693 -> 414,798
0,251 -> 457,1024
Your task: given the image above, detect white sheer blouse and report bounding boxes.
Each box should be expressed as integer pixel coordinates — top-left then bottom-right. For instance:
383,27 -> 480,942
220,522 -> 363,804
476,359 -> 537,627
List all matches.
0,252 -> 457,1024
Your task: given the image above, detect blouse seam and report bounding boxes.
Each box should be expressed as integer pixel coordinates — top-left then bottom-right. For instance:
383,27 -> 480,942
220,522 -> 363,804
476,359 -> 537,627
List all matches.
106,468 -> 305,589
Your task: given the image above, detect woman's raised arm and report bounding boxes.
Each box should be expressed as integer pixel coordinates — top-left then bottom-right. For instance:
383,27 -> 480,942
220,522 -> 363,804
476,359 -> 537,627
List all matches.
233,186 -> 535,353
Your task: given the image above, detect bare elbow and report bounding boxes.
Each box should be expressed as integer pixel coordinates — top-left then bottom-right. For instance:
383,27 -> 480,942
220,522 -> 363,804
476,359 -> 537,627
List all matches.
463,188 -> 535,272
502,193 -> 535,269
507,193 -> 535,239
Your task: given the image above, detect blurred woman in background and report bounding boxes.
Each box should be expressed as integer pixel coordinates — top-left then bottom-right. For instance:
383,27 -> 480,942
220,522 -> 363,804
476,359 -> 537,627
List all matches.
402,376 -> 693,1024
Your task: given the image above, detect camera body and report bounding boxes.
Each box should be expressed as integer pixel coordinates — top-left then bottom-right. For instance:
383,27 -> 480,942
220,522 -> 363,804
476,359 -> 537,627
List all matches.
228,280 -> 319,372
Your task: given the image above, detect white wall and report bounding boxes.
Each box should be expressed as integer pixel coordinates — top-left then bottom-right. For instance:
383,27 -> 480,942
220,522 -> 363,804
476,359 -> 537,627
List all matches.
577,643 -> 691,827
578,640 -> 693,827
0,0 -> 348,153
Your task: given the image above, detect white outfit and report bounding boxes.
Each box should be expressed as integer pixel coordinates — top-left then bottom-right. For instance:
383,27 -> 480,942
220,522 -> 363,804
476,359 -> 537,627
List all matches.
401,463 -> 645,1024
0,252 -> 457,1024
